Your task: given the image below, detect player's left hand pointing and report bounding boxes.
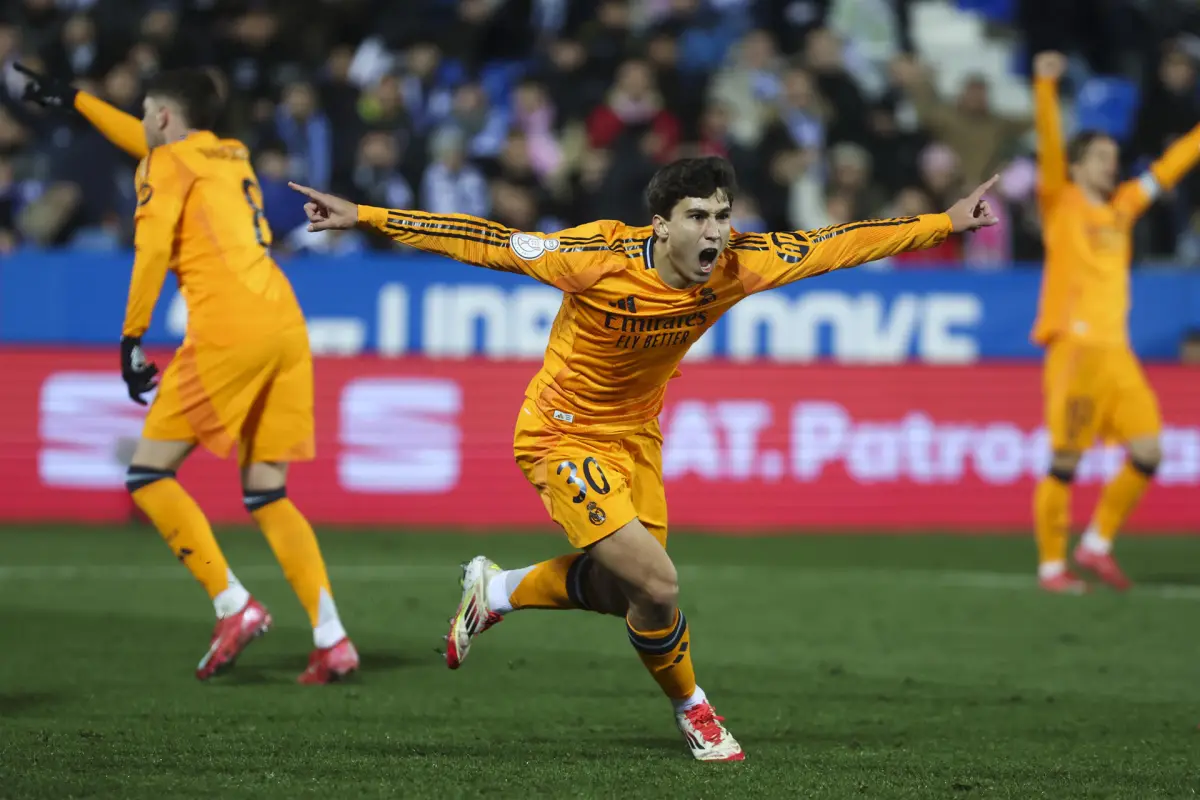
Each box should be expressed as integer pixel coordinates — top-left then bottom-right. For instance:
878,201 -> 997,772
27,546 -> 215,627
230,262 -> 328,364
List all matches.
288,182 -> 360,232
945,175 -> 1001,233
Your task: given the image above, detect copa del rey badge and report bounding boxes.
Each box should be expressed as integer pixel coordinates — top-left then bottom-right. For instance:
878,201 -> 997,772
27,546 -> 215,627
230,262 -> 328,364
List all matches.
510,232 -> 560,260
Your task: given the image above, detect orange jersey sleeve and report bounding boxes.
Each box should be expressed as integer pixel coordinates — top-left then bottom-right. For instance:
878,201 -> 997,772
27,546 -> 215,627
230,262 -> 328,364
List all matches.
124,150 -> 189,337
125,132 -> 304,347
1111,123 -> 1200,219
730,214 -> 953,293
357,207 -> 635,292
75,92 -> 148,160
1033,76 -> 1069,207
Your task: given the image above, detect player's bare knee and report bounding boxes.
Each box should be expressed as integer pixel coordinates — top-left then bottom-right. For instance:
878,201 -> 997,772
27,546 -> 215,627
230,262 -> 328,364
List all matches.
242,461 -> 288,493
631,564 -> 680,623
1048,450 -> 1081,483
130,438 -> 193,473
646,575 -> 679,615
1127,438 -> 1162,476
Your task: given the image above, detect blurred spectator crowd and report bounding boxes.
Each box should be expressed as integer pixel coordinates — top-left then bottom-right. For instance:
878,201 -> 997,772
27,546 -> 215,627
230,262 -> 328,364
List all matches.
1,0 -> 1200,267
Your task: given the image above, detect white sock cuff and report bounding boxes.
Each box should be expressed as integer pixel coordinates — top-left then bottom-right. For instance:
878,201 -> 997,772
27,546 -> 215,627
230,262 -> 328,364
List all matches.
213,570 -> 250,619
1038,561 -> 1066,580
313,587 -> 347,648
1081,529 -> 1112,555
486,565 -> 535,616
673,685 -> 708,713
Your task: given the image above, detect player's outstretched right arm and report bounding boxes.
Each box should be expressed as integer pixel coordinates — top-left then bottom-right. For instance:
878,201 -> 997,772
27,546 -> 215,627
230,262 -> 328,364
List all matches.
15,62 -> 148,160
289,182 -> 619,292
735,177 -> 1000,292
1032,51 -> 1068,205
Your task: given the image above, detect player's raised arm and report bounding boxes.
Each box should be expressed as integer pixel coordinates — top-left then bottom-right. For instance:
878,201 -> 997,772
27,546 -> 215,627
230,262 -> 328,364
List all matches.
76,92 -> 149,159
1112,122 -> 1200,219
290,183 -> 618,292
1032,51 -> 1069,204
735,177 -> 999,292
15,62 -> 148,160
124,151 -> 189,339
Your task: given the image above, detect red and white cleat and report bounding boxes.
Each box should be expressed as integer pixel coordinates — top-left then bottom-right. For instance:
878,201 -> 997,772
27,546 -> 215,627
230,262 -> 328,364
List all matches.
1074,545 -> 1132,591
444,556 -> 504,670
297,637 -> 360,684
676,702 -> 745,762
1038,570 -> 1089,595
195,597 -> 272,681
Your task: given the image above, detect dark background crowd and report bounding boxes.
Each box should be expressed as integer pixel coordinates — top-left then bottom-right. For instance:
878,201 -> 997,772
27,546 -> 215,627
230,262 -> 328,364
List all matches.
2,0 -> 1200,267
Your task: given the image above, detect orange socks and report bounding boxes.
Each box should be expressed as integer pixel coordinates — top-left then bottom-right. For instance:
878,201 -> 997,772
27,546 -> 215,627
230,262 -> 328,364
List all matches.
1081,461 -> 1153,554
128,469 -> 232,600
627,609 -> 698,705
246,491 -> 346,648
494,554 -> 592,612
491,557 -> 704,709
1034,473 -> 1072,574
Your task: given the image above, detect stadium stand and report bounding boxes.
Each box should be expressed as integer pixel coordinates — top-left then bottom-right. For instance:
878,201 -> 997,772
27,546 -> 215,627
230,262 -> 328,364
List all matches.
1,0 -> 1199,264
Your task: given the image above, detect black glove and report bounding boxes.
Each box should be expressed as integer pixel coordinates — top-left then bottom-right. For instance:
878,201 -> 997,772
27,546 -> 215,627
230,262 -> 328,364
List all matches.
13,62 -> 78,109
120,336 -> 159,406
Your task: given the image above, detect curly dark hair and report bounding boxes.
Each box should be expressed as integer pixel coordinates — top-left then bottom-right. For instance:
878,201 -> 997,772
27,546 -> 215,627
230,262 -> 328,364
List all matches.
144,68 -> 224,131
1067,130 -> 1114,165
644,156 -> 739,219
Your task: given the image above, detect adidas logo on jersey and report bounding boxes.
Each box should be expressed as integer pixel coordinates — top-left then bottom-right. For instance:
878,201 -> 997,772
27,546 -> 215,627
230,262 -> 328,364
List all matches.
609,295 -> 638,313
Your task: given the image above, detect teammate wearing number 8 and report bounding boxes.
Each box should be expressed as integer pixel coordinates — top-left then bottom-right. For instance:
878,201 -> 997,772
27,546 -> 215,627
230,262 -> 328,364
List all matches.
15,66 -> 359,683
292,154 -> 998,761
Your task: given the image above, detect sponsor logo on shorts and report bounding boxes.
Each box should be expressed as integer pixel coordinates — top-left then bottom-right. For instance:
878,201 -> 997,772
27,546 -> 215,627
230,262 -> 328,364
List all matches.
553,410 -> 574,423
587,501 -> 606,525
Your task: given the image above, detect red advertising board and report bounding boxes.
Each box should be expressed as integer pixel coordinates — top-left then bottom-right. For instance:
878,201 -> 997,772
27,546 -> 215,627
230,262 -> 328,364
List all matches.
1,349 -> 1198,532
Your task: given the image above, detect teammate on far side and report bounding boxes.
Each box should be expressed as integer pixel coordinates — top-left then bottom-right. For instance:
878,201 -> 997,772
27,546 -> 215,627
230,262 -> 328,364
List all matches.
1029,51 -> 1200,594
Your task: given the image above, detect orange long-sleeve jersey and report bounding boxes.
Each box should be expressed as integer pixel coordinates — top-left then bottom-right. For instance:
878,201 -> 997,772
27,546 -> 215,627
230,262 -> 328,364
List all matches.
75,92 -> 148,159
124,131 -> 305,347
358,207 -> 951,435
72,92 -> 304,347
1032,76 -> 1200,346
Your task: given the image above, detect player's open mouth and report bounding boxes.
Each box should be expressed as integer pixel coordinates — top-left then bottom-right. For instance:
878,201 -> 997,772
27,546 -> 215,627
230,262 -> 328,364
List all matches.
699,248 -> 718,273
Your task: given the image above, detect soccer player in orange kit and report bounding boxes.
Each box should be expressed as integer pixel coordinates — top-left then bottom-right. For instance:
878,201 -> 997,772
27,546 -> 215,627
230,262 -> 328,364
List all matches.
16,64 -> 359,683
1030,51 -> 1200,594
290,158 -> 998,761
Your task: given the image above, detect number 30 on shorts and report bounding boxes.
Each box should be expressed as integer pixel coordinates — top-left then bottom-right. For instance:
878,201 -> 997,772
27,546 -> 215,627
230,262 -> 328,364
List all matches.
556,457 -> 611,504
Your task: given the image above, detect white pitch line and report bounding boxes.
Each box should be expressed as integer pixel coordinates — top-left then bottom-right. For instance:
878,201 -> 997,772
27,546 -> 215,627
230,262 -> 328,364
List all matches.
0,563 -> 1198,601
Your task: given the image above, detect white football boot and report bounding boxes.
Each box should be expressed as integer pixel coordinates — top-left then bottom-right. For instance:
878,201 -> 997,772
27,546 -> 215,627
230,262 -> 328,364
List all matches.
444,556 -> 504,670
676,701 -> 745,762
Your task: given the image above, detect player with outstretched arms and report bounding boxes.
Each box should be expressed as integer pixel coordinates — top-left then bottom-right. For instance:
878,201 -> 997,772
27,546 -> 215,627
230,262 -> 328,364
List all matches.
16,64 -> 359,683
1029,52 -> 1200,594
291,158 -> 997,761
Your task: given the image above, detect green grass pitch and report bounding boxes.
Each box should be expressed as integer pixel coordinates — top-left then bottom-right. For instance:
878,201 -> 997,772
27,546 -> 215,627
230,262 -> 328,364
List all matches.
2,525 -> 1199,799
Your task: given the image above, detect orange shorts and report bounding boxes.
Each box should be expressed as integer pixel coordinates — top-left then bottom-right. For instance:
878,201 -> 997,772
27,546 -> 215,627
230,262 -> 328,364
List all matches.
1043,339 -> 1161,452
513,404 -> 667,550
143,327 -> 315,465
